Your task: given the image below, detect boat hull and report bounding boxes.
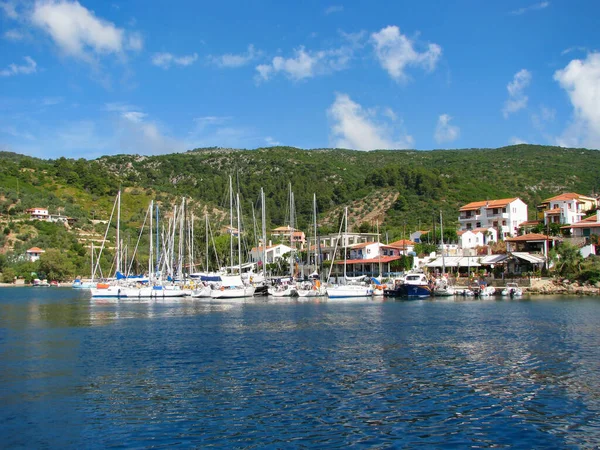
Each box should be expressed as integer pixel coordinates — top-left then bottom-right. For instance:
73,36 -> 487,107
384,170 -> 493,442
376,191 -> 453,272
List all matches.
384,285 -> 432,299
326,285 -> 373,298
210,286 -> 255,299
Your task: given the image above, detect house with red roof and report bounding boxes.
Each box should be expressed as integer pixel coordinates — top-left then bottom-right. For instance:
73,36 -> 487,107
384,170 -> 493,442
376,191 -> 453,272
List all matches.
537,192 -> 597,226
26,247 -> 45,262
458,197 -> 528,239
562,213 -> 600,239
26,208 -> 49,221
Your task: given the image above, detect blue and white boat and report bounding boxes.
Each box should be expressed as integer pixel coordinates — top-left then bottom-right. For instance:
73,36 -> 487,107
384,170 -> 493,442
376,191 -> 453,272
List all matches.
384,273 -> 432,299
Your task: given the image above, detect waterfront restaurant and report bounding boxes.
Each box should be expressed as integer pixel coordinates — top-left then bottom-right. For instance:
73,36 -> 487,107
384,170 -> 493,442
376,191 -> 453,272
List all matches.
329,255 -> 401,279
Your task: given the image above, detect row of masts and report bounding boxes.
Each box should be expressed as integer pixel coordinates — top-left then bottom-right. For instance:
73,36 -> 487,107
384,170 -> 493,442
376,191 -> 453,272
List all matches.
93,177 -> 301,283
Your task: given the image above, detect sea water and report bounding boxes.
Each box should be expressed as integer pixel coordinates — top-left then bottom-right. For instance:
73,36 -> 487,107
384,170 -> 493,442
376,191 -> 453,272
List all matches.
1,288 -> 599,448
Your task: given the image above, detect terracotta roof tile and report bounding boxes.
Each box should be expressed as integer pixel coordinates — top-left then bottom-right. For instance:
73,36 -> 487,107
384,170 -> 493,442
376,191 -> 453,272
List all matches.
504,233 -> 552,242
460,197 -> 519,211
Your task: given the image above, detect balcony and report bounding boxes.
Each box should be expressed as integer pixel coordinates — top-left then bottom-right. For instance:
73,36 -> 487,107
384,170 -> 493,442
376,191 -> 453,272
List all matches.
459,213 -> 480,221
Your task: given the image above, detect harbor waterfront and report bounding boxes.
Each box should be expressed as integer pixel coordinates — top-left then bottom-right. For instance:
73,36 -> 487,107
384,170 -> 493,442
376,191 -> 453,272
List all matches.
1,289 -> 599,448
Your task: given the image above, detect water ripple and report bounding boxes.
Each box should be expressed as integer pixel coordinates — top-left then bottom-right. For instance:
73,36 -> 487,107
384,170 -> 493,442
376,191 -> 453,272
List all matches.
0,292 -> 599,447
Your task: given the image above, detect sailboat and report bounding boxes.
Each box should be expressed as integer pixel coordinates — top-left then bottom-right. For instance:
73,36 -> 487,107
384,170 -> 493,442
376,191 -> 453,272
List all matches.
191,214 -> 222,298
434,210 -> 456,297
325,207 -> 373,298
89,191 -> 128,298
210,181 -> 255,299
297,193 -> 326,297
268,184 -> 298,297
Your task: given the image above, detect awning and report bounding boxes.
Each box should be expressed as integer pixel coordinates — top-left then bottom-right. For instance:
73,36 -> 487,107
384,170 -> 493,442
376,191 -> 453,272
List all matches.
511,252 -> 545,264
425,256 -> 481,268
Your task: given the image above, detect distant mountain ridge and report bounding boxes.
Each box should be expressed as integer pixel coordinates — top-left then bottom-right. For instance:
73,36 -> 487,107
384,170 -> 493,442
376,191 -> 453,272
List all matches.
1,144 -> 599,238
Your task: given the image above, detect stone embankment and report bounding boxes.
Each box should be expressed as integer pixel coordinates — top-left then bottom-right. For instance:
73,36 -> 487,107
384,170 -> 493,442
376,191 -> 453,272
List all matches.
527,278 -> 600,296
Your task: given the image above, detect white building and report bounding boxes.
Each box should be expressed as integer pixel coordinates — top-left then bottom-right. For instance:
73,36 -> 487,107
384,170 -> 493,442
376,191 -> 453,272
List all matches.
538,192 -> 598,226
348,241 -> 382,260
248,243 -> 293,265
563,213 -> 600,239
458,227 -> 497,249
459,198 -> 528,239
26,247 -> 45,262
26,208 -> 49,220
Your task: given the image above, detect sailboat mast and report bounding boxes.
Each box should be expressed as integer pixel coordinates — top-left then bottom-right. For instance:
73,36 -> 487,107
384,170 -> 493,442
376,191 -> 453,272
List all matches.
155,203 -> 160,274
440,210 -> 445,275
377,219 -> 382,277
343,206 -> 348,281
229,176 -> 233,274
237,192 -> 242,274
116,190 -> 121,275
205,213 -> 209,272
261,188 -> 267,279
313,193 -> 318,272
149,200 -> 153,278
290,190 -> 296,278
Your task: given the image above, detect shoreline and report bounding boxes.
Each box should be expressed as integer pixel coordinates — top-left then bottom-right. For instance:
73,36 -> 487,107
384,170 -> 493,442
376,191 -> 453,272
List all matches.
1,282 -> 599,296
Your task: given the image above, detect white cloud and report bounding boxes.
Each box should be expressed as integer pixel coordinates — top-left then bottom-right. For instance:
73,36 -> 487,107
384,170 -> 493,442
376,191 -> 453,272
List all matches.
255,45 -> 353,82
265,136 -> 281,146
152,52 -> 198,69
509,137 -> 528,145
30,0 -> 142,62
193,116 -> 232,129
126,32 -> 143,51
327,93 -> 414,150
554,52 -> 600,149
510,1 -> 549,15
0,1 -> 18,19
324,5 -> 343,14
3,29 -> 26,40
370,25 -> 441,83
502,69 -> 531,118
210,44 -> 257,68
434,114 -> 460,144
121,111 -> 147,123
0,56 -> 37,76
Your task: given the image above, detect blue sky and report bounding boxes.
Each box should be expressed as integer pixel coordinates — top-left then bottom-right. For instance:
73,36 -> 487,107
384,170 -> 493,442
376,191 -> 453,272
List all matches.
1,0 -> 599,158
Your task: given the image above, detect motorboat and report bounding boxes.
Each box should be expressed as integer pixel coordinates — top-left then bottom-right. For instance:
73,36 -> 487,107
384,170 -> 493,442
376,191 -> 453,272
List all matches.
501,282 -> 523,297
384,273 -> 432,299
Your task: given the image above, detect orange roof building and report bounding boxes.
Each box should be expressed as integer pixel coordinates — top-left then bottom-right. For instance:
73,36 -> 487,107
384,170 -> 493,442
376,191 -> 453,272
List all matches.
458,198 -> 528,239
537,192 -> 598,226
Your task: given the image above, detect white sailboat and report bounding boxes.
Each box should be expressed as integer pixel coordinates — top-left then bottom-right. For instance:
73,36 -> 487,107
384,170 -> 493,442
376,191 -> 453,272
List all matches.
297,193 -> 326,297
434,210 -> 456,297
326,207 -> 373,299
268,184 -> 298,297
211,181 -> 254,298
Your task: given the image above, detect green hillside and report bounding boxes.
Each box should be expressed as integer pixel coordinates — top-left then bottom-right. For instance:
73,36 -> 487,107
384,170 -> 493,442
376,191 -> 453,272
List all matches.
2,144 -> 600,232
1,144 -> 599,281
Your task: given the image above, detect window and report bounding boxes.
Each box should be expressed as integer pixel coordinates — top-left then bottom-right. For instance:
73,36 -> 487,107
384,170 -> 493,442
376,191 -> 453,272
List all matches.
476,222 -> 481,228
502,220 -> 506,226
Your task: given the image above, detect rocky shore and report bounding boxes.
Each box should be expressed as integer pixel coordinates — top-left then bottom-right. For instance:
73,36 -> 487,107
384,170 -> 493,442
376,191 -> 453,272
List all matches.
526,278 -> 600,296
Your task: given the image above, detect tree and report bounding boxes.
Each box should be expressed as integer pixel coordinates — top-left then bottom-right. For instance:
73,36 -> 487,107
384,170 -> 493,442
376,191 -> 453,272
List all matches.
38,248 -> 75,282
550,243 -> 583,279
1,267 -> 16,283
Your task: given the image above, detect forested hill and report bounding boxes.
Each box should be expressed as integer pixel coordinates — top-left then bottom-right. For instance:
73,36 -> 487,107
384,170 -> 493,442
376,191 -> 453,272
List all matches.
1,144 -> 599,237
